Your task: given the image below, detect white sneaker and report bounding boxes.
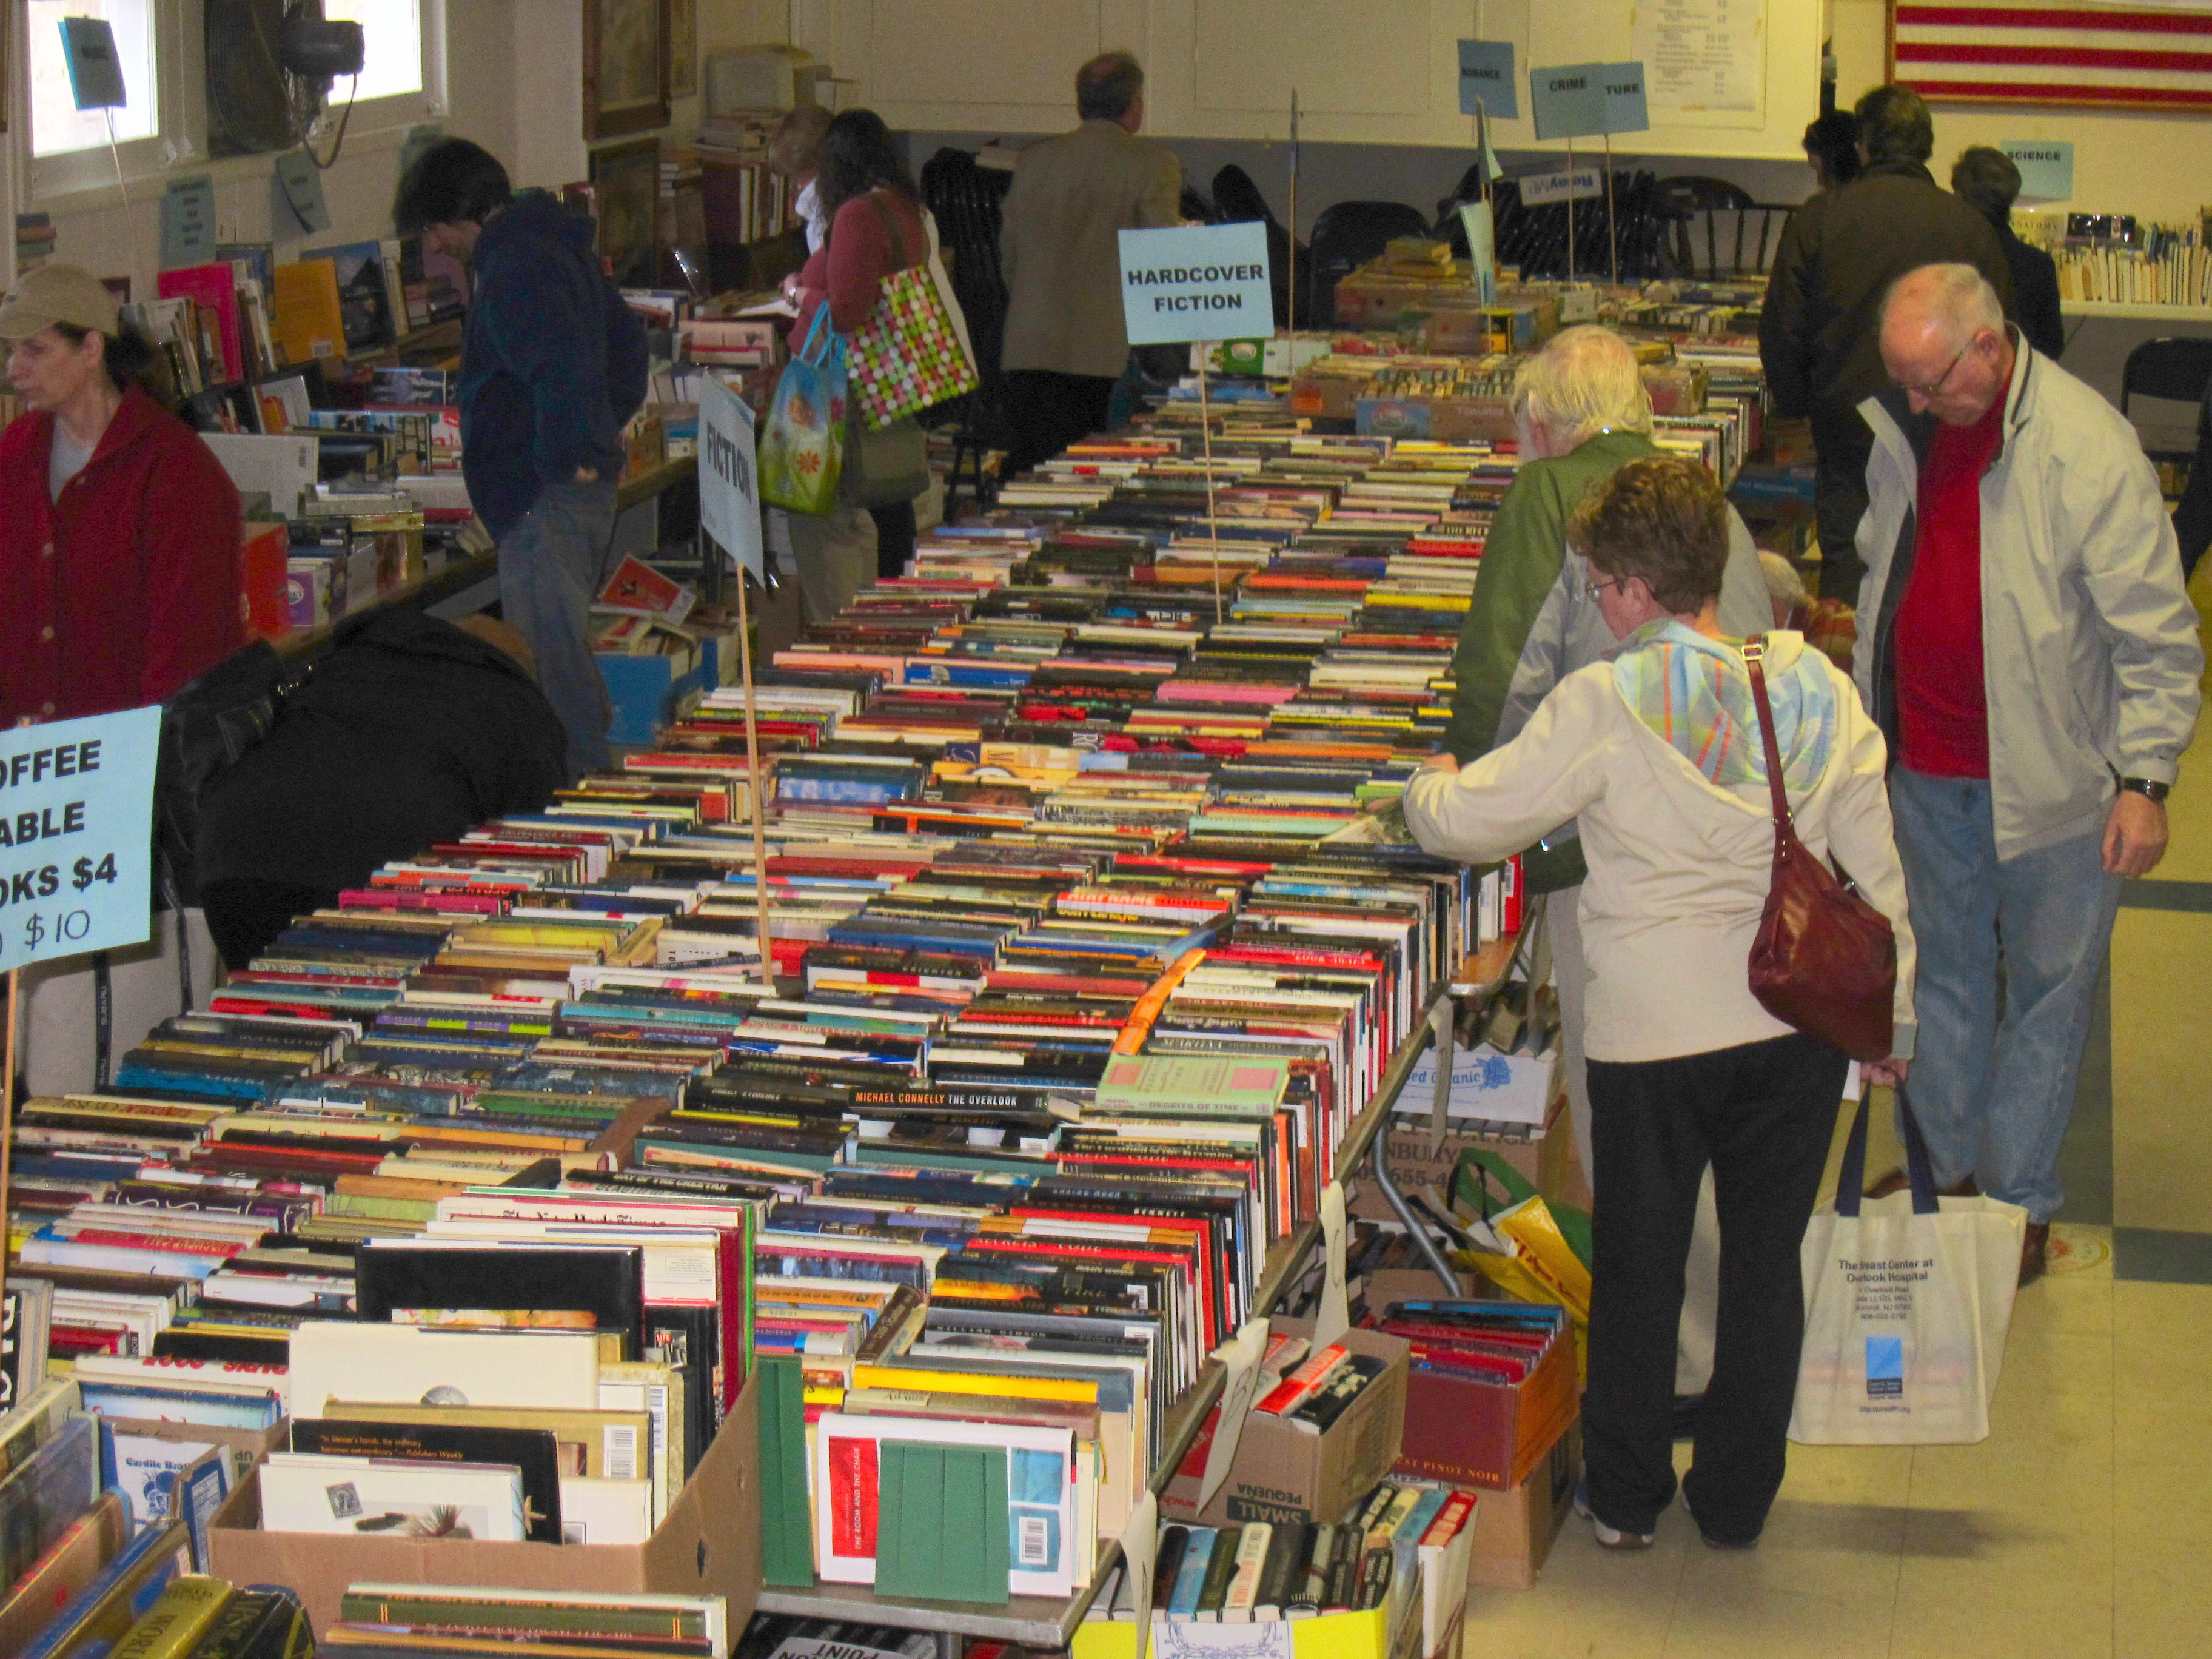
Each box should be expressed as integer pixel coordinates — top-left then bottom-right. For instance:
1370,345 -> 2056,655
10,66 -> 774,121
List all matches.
1573,1479 -> 1655,1550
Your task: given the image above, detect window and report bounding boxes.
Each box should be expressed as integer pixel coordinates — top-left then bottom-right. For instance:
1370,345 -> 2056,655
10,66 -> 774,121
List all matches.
27,0 -> 159,158
323,0 -> 423,106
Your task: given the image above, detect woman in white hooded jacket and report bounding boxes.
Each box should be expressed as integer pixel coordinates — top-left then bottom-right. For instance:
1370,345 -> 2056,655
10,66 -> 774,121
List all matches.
1404,457 -> 1916,1553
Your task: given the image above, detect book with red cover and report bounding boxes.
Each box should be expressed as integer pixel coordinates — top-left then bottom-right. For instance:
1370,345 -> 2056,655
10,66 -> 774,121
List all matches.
156,265 -> 243,383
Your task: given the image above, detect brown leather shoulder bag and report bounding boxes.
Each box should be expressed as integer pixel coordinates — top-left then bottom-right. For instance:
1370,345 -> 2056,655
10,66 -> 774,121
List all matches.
1742,637 -> 1898,1061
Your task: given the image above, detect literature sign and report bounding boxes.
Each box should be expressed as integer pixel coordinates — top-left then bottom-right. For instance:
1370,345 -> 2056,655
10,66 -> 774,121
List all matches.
159,176 -> 218,271
1458,201 -> 1498,303
272,149 -> 333,236
699,375 -> 764,581
1518,167 -> 1605,206
0,705 -> 160,974
2002,139 -> 2074,201
1529,63 -> 1608,141
1117,223 -> 1273,347
1598,61 -> 1651,135
1315,1181 -> 1351,1347
1195,1316 -> 1273,1513
1457,39 -> 1518,119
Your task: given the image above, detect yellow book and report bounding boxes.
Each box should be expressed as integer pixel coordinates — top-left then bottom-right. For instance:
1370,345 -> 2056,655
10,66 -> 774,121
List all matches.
848,1363 -> 1097,1403
270,259 -> 345,366
112,1576 -> 234,1659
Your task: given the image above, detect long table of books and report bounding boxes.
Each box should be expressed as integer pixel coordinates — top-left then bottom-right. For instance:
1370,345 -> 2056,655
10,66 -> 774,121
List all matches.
1,399 -> 1600,1658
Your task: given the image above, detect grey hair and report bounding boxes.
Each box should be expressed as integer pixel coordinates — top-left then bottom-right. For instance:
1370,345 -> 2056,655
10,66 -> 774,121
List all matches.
1513,324 -> 1653,448
1880,261 -> 2005,347
1758,549 -> 1808,611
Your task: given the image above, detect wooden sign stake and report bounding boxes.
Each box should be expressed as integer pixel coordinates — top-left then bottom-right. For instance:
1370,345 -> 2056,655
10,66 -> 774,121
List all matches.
1287,89 -> 1300,335
731,563 -> 776,988
1,970 -> 17,1322
1566,136 -> 1577,284
1605,131 -> 1618,284
1197,362 -> 1225,626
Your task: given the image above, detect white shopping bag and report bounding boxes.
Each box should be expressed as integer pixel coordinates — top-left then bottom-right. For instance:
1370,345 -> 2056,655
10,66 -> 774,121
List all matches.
1789,1089 -> 2026,1444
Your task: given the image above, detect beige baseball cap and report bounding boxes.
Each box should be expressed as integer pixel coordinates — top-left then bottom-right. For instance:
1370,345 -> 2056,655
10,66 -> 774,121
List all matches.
0,263 -> 122,341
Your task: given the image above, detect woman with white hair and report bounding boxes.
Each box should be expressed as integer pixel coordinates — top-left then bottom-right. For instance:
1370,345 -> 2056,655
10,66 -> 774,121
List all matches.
1435,324 -> 1772,1185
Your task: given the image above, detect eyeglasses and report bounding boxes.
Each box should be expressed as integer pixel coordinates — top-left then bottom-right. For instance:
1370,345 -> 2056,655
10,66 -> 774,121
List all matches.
1584,575 -> 1624,602
1894,341 -> 1970,400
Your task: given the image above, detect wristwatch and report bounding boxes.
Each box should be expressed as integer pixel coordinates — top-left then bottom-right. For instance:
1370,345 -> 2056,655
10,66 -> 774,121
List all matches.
2119,777 -> 2171,805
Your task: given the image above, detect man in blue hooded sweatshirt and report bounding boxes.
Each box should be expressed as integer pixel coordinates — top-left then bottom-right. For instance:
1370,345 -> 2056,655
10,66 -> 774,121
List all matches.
395,139 -> 647,776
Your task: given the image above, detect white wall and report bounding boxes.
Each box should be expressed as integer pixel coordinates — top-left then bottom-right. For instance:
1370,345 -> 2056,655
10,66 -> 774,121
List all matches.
3,0 -> 521,298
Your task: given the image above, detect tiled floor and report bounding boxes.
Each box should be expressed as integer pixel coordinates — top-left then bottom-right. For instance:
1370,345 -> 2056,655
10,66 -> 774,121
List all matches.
1456,573 -> 2212,1655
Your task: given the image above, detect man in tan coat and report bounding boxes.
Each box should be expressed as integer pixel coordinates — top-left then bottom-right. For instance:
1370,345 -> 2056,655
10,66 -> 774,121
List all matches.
998,50 -> 1181,478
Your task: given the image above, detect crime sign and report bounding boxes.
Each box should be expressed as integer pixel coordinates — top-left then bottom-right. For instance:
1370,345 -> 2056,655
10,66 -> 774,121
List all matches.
1118,222 -> 1273,347
0,706 -> 159,973
699,375 -> 765,581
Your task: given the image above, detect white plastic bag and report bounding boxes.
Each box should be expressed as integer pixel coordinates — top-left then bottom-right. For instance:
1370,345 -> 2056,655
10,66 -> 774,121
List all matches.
1789,1090 -> 2026,1444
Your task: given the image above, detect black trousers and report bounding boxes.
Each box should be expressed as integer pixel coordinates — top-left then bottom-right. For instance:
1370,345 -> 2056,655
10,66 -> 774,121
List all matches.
1811,412 -> 1873,603
1584,1032 -> 1848,1543
1001,370 -> 1118,481
872,499 -> 917,581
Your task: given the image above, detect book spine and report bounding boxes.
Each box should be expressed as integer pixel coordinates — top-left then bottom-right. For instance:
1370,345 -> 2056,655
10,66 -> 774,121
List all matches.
1321,1524 -> 1360,1612
1250,1518 -> 1305,1620
1253,1344 -> 1349,1415
1220,1521 -> 1272,1622
1289,1523 -> 1333,1617
1166,1526 -> 1216,1620
1193,1523 -> 1241,1621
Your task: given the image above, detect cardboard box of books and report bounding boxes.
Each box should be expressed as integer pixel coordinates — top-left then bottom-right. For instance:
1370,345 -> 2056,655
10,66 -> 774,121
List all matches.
206,1367 -> 760,1636
1351,1089 -> 1572,1227
1389,1315 -> 1577,1494
1465,1424 -> 1578,1591
1161,1320 -> 1409,1529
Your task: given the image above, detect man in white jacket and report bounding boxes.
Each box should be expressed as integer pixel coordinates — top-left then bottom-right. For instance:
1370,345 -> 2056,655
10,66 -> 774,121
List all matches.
1858,263 -> 2203,1282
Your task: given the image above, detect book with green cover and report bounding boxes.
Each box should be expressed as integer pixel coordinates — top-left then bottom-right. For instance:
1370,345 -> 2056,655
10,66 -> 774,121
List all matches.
1091,1054 -> 1290,1116
873,1440 -> 1009,1605
755,1356 -> 814,1587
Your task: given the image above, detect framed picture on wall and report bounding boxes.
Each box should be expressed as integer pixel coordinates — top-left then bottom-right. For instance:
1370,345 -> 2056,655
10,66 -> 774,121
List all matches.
584,0 -> 669,139
669,0 -> 697,98
590,137 -> 661,289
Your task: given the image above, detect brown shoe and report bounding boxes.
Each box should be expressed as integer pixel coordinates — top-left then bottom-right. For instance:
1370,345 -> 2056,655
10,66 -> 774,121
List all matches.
2019,1222 -> 2051,1287
1865,1167 -> 1980,1201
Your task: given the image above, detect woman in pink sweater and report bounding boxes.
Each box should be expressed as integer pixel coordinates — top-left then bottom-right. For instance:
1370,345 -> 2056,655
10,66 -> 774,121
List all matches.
789,110 -> 931,600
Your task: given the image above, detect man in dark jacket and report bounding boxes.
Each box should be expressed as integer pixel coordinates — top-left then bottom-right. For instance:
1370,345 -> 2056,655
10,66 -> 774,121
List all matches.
1951,147 -> 2066,363
394,139 -> 648,776
194,609 -> 570,969
1759,85 -> 2013,602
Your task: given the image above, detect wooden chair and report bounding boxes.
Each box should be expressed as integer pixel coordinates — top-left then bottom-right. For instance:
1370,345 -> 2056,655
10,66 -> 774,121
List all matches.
1654,176 -> 1794,280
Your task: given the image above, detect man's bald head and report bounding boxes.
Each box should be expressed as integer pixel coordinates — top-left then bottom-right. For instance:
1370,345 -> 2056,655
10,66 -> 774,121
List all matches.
1879,263 -> 2014,426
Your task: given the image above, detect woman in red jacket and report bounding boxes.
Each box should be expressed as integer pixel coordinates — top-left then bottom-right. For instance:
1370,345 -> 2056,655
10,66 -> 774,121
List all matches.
789,110 -> 932,608
0,262 -> 243,728
1,262 -> 243,1098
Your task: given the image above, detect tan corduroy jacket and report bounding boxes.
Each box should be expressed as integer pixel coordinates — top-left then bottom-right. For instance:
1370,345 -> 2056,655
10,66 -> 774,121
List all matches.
999,119 -> 1182,380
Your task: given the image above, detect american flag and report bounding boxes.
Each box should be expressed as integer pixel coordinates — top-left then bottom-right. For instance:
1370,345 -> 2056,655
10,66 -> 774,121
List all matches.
1890,2 -> 2212,109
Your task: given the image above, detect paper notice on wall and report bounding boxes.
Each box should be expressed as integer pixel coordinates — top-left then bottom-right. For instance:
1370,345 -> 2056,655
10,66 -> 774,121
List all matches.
1632,0 -> 1766,122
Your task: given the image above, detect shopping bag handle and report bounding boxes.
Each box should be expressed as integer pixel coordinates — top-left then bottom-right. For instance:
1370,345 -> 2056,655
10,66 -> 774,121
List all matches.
1834,1081 -> 1940,1216
796,305 -> 840,366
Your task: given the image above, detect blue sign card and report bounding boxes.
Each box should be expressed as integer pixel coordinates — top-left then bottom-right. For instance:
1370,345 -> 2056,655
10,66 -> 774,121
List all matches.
159,175 -> 218,270
1458,39 -> 1517,119
1598,61 -> 1649,135
0,705 -> 161,974
1530,62 -> 1608,142
272,149 -> 332,236
1118,222 -> 1274,347
1458,202 -> 1498,304
2002,139 -> 2074,201
699,375 -> 764,581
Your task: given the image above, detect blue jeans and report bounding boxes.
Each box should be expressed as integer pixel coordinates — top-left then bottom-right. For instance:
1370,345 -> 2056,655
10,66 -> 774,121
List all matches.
497,478 -> 617,777
1888,768 -> 2122,1221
